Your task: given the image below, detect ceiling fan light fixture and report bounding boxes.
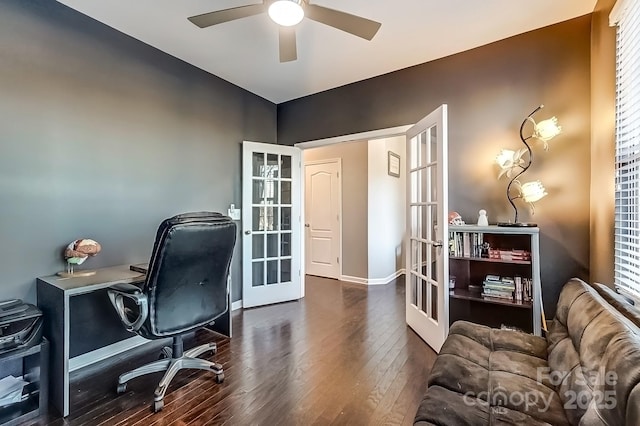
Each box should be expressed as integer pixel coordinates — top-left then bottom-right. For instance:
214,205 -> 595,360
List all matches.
268,0 -> 304,27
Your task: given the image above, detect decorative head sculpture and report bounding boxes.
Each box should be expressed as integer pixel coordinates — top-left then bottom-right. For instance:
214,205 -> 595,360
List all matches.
59,239 -> 101,277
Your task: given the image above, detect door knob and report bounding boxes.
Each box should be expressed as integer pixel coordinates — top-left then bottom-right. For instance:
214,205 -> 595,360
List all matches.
245,230 -> 252,235
432,240 -> 443,248
304,223 -> 310,228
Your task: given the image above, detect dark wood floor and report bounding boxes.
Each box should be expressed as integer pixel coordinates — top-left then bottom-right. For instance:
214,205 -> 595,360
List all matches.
25,276 -> 437,426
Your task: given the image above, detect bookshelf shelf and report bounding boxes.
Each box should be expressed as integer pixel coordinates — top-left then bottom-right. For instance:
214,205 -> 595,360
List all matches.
449,256 -> 531,265
448,225 -> 542,335
449,289 -> 532,309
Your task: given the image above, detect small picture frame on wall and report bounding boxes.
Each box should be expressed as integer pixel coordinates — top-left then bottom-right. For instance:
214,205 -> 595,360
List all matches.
388,151 -> 400,177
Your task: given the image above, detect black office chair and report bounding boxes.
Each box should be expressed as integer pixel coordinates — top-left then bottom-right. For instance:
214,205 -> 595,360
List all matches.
107,212 -> 236,412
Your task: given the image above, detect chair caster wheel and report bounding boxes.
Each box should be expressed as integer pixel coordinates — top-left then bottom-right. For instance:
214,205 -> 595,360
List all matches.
116,383 -> 127,394
153,400 -> 164,413
215,373 -> 224,384
159,347 -> 172,359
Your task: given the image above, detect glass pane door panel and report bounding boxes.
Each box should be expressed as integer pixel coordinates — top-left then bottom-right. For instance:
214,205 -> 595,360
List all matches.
281,155 -> 292,178
410,240 -> 419,272
431,284 -> 438,321
265,180 -> 278,204
266,154 -> 279,178
253,180 -> 265,204
253,153 -> 265,177
420,131 -> 428,167
265,207 -> 278,231
252,262 -> 264,287
253,208 -> 264,231
281,259 -> 291,282
252,234 -> 264,259
422,242 -> 430,275
410,135 -> 419,169
281,233 -> 291,256
411,171 -> 421,203
281,181 -> 292,204
267,234 -> 279,258
430,126 -> 438,164
421,280 -> 429,312
267,260 -> 278,285
429,165 -> 437,202
281,207 -> 292,230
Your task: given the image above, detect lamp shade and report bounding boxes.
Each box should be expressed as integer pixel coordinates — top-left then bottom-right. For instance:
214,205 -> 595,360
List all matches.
268,0 -> 304,26
533,117 -> 562,142
521,181 -> 547,203
496,149 -> 517,169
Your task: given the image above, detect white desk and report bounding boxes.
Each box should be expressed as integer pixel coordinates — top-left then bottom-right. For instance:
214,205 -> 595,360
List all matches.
37,265 -> 231,417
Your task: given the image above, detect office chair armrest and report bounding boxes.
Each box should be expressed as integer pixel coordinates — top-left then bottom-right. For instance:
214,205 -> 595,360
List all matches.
107,283 -> 148,332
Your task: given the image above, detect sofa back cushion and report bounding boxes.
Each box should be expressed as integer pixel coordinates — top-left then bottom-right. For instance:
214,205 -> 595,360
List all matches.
547,278 -> 640,425
592,282 -> 640,327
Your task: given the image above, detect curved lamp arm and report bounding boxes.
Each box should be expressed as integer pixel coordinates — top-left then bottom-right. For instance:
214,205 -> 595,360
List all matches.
505,105 -> 543,224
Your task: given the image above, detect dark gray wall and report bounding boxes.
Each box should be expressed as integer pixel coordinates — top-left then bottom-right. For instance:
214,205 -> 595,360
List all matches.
0,0 -> 276,303
279,16 -> 592,317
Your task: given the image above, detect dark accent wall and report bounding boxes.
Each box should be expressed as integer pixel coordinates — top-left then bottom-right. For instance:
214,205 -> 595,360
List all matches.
278,16 -> 592,317
0,0 -> 276,303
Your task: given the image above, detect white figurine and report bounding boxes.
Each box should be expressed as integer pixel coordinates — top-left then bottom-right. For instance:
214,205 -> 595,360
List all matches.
477,209 -> 489,226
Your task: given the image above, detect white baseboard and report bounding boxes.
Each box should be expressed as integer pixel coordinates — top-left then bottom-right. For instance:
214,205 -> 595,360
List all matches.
231,300 -> 243,311
340,269 -> 405,286
368,269 -> 406,285
69,335 -> 149,372
340,275 -> 369,285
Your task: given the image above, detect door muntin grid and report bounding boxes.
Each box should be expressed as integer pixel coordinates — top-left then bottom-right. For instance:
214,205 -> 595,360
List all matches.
409,127 -> 439,322
251,152 -> 293,287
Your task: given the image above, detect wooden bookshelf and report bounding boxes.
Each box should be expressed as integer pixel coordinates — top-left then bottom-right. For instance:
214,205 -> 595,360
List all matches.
448,225 -> 542,335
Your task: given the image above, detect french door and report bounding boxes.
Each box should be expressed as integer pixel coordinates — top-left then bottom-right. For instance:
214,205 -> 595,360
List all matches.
242,141 -> 302,308
405,105 -> 449,352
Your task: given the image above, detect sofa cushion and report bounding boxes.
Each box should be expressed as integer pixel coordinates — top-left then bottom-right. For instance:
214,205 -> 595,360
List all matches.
416,321 -> 570,426
547,278 -> 640,425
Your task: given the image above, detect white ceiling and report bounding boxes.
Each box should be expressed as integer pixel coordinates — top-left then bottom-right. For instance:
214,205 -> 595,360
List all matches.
56,0 -> 596,104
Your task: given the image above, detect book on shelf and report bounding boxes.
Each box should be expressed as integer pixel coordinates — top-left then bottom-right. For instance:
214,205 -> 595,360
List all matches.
448,231 -> 485,258
482,291 -> 514,300
483,283 -> 515,292
480,275 -> 531,302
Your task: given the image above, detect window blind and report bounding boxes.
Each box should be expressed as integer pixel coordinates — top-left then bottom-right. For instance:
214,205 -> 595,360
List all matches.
613,0 -> 640,297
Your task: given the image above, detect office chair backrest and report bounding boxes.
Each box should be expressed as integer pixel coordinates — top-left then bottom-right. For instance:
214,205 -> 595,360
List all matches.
142,212 -> 236,337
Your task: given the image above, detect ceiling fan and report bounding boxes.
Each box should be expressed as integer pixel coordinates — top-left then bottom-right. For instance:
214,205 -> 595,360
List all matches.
187,0 -> 382,63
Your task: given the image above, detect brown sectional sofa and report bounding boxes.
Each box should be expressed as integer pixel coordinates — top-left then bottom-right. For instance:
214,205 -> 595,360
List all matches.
414,278 -> 640,425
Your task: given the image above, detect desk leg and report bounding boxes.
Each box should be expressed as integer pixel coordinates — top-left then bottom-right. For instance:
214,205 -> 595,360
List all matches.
37,280 -> 69,417
205,290 -> 232,338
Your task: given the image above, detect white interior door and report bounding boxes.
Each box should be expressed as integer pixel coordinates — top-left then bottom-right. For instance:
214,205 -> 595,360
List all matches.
305,160 -> 341,279
242,141 -> 302,308
405,105 -> 449,352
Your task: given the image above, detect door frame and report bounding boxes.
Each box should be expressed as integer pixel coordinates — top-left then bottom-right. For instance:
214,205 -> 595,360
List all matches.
303,158 -> 343,279
294,125 -> 412,287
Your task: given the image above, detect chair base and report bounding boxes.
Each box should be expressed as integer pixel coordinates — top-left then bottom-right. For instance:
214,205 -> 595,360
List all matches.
116,338 -> 223,412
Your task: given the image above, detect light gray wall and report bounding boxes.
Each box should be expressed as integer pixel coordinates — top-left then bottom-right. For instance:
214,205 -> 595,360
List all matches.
303,141 -> 368,278
280,16 -> 592,317
0,0 -> 276,303
367,136 -> 406,280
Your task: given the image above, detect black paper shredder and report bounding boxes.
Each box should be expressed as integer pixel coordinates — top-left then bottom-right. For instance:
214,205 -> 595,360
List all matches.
0,299 -> 43,355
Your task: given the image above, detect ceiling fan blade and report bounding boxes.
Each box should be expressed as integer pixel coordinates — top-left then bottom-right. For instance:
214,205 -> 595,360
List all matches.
305,4 -> 381,41
279,27 -> 297,62
188,4 -> 266,28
